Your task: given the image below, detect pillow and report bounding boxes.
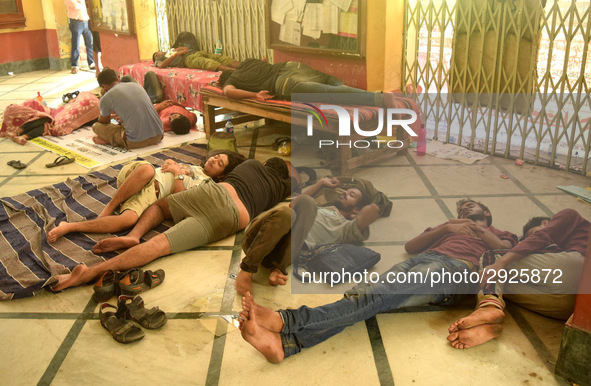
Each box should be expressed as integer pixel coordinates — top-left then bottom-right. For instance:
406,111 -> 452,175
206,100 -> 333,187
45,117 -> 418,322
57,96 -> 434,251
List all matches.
51,91 -> 99,136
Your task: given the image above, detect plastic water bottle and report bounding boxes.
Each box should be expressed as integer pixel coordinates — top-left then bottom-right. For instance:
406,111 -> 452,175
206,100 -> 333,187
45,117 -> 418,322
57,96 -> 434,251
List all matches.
215,40 -> 222,55
417,127 -> 427,156
225,120 -> 234,134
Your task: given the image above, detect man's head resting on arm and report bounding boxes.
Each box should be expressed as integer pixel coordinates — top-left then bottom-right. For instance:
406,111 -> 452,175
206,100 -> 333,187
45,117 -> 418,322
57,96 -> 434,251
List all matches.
456,198 -> 492,226
521,216 -> 551,240
333,185 -> 371,214
204,150 -> 247,181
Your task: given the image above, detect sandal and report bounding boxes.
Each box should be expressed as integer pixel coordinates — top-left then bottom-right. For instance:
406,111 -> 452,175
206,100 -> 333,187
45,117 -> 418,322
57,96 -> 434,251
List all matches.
118,295 -> 167,329
99,303 -> 144,344
119,268 -> 165,296
62,91 -> 80,104
92,270 -> 121,302
7,160 -> 27,169
46,155 -> 75,168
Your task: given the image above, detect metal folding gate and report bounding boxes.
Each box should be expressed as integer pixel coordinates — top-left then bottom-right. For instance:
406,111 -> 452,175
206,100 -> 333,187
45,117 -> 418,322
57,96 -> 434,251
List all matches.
402,0 -> 591,174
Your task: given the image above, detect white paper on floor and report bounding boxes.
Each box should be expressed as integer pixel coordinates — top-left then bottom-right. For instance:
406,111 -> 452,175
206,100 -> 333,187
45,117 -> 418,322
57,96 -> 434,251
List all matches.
30,126 -> 206,168
425,140 -> 489,165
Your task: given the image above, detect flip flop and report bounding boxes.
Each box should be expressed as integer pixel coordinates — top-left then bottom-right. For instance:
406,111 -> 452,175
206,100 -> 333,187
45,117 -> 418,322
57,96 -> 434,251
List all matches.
117,295 -> 167,329
46,155 -> 75,168
99,303 -> 144,344
119,268 -> 165,296
7,160 -> 27,169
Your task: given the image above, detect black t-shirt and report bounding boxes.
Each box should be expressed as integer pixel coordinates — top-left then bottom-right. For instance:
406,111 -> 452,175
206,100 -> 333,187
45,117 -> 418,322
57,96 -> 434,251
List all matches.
223,159 -> 290,219
225,59 -> 285,94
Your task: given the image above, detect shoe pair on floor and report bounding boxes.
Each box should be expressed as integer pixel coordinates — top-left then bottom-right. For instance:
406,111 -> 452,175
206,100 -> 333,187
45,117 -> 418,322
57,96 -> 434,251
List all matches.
93,268 -> 167,343
100,294 -> 167,343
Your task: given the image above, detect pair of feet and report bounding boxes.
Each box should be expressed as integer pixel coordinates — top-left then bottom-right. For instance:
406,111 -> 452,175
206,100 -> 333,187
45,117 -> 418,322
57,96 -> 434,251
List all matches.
446,306 -> 505,349
238,292 -> 285,363
235,268 -> 288,296
47,221 -> 139,254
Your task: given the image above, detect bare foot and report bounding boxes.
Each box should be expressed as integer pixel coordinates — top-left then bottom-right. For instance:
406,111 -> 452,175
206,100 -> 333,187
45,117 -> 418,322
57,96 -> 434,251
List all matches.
447,324 -> 503,349
47,222 -> 73,243
92,136 -> 110,145
242,291 -> 284,333
269,268 -> 288,286
93,236 -> 139,254
239,293 -> 285,363
235,270 -> 253,295
448,306 -> 505,333
51,265 -> 94,291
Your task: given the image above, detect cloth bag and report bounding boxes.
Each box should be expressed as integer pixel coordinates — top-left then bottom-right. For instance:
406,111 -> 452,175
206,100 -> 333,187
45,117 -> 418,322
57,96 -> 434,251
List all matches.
293,243 -> 381,283
207,131 -> 238,153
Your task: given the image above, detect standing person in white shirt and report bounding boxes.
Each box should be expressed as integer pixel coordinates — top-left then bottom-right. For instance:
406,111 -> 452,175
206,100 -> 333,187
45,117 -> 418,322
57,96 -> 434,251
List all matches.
65,0 -> 94,74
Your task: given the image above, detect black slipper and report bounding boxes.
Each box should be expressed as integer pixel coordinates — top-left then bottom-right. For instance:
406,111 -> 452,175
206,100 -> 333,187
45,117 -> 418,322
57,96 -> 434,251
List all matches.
46,155 -> 75,168
7,160 -> 27,169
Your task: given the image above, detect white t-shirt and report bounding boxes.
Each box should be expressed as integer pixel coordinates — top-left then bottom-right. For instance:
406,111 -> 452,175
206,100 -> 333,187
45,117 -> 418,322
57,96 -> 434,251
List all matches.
154,164 -> 210,198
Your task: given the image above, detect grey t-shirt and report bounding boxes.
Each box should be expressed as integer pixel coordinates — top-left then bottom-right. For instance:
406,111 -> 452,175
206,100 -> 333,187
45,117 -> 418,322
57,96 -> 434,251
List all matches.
99,82 -> 163,142
303,206 -> 369,249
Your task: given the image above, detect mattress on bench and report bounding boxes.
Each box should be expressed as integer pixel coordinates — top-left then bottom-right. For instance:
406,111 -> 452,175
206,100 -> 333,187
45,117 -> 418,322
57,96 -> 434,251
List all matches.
118,62 -> 220,111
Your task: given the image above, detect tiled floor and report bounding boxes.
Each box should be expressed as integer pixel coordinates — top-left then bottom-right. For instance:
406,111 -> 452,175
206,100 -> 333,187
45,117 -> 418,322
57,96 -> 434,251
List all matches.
1,70 -> 590,385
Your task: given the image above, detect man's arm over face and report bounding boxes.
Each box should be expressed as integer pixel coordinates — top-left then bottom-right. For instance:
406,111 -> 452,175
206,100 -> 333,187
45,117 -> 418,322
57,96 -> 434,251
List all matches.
355,203 -> 380,230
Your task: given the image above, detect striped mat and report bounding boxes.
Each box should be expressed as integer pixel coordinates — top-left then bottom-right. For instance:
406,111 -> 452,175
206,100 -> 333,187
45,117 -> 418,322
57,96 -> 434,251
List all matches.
0,143 -> 208,300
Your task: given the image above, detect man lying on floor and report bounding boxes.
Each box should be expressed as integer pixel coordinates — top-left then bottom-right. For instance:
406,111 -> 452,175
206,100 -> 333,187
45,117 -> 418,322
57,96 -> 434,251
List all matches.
52,157 -> 292,291
120,71 -> 197,135
447,208 -> 589,349
236,176 -> 380,295
237,199 -> 518,363
47,151 -> 245,245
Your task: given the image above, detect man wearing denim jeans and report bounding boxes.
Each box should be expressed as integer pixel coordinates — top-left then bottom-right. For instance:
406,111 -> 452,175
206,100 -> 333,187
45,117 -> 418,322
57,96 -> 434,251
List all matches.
65,0 -> 94,74
237,199 -> 518,363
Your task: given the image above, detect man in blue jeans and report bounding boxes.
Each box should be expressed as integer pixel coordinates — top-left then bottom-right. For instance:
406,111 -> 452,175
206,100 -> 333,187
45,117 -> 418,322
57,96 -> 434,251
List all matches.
65,0 -> 94,74
238,199 -> 518,363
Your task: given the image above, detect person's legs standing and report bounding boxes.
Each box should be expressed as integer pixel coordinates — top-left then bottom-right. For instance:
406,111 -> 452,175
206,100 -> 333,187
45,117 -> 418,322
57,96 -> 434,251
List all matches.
81,21 -> 94,67
69,19 -> 84,72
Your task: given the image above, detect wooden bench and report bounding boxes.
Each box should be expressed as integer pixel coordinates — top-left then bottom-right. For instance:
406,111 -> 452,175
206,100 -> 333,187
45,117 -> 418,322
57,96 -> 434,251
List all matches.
200,86 -> 411,175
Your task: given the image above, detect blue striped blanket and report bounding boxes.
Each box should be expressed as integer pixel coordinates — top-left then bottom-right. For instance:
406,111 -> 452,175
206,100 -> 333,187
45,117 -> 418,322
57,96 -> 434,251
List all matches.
0,144 -> 208,300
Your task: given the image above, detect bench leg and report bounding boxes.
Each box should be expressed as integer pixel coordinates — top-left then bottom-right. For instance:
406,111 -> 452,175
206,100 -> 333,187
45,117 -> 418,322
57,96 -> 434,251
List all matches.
202,102 -> 216,139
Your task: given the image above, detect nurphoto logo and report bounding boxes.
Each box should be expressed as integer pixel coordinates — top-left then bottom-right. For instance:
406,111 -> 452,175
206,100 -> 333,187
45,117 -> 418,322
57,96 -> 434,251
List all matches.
305,105 -> 418,149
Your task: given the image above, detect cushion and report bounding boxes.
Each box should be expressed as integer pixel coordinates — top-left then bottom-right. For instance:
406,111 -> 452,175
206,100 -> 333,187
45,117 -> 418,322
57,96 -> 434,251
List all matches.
51,91 -> 100,136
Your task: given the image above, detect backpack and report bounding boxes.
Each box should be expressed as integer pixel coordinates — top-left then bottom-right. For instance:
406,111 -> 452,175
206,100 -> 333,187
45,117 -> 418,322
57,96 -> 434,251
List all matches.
172,32 -> 200,51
